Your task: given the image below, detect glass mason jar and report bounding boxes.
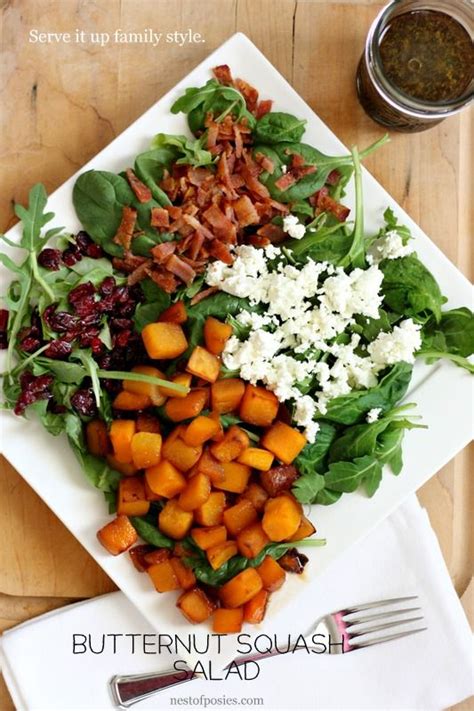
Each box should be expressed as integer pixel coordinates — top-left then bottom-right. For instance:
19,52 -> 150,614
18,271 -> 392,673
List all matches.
356,0 -> 474,132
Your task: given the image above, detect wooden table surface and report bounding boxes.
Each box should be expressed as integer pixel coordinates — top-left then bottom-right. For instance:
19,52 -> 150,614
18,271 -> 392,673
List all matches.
0,1 -> 472,709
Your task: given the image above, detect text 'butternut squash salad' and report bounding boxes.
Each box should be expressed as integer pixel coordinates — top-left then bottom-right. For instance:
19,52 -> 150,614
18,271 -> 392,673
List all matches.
1,66 -> 473,632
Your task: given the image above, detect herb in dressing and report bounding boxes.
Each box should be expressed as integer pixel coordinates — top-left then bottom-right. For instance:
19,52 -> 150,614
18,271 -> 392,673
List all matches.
379,10 -> 473,103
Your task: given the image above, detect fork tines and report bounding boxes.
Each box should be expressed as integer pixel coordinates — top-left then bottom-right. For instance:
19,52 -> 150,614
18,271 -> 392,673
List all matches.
342,595 -> 427,649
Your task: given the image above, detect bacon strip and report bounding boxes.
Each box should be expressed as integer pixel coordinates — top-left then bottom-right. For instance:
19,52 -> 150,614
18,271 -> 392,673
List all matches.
150,207 -> 170,228
190,286 -> 219,305
151,241 -> 176,263
233,195 -> 260,227
182,214 -> 216,241
113,206 -> 137,250
126,169 -> 152,204
275,172 -> 297,191
165,254 -> 196,285
213,64 -> 233,85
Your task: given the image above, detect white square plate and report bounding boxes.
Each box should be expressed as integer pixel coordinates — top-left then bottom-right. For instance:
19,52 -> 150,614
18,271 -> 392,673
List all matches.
1,33 -> 473,667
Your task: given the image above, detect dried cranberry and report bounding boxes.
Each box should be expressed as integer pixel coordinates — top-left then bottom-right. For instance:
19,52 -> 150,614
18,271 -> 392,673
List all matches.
86,243 -> 103,259
19,335 -> 41,353
44,307 -> 79,335
109,317 -> 133,331
78,328 -> 100,347
97,353 -> 112,370
114,330 -> 132,348
62,246 -> 82,266
48,400 -> 67,414
0,309 -> 8,349
15,372 -> 54,415
75,231 -> 93,253
90,337 -> 103,355
43,339 -> 72,359
68,282 -> 98,318
70,388 -> 97,417
38,248 -> 62,271
99,277 -> 116,297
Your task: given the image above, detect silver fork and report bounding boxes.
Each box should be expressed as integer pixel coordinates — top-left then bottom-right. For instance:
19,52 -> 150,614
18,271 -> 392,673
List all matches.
109,595 -> 426,708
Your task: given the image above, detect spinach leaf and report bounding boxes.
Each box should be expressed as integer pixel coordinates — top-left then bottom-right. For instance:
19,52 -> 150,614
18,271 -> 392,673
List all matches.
130,517 -> 174,549
134,149 -> 173,205
295,422 -> 338,475
420,307 -> 474,367
65,413 -> 121,492
290,224 -> 352,264
380,254 -> 446,323
72,171 -> 134,255
254,112 -> 306,144
133,299 -> 171,332
324,455 -> 382,493
355,309 -> 392,342
322,362 -> 413,425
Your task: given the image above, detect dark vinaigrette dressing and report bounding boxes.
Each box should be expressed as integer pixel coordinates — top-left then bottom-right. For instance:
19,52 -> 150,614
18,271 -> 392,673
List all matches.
379,10 -> 473,103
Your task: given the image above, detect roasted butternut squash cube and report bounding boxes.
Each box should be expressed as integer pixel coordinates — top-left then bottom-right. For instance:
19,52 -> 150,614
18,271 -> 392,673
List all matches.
106,454 -> 138,477
179,472 -> 211,511
213,608 -> 243,634
194,491 -> 227,526
136,413 -> 161,434
236,522 -> 269,558
223,499 -> 258,536
261,421 -> 306,464
207,540 -> 238,570
110,420 -> 136,464
288,515 -> 316,541
238,483 -> 269,512
237,447 -> 274,471
243,589 -> 269,624
97,515 -> 137,555
162,429 -> 202,471
158,499 -> 193,539
239,384 -> 279,427
183,416 -> 221,447
213,461 -> 251,494
262,495 -> 302,541
204,317 -> 233,355
113,391 -> 152,411
219,568 -> 263,608
177,588 -> 216,623
117,476 -> 150,517
158,301 -> 187,324
144,478 -> 163,502
131,432 -> 162,469
129,544 -> 155,572
186,346 -> 220,383
211,378 -> 245,414
86,420 -> 109,456
210,426 -> 249,462
145,460 -> 186,498
170,557 -> 196,590
256,555 -> 286,591
191,525 -> 227,550
195,449 -> 225,484
165,390 -> 208,422
142,322 -> 188,359
123,365 -> 166,406
143,549 -> 170,566
159,373 -> 192,399
147,559 -> 180,592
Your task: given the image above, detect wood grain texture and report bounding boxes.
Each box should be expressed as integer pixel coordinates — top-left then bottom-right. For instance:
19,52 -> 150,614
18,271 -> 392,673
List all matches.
0,1 -> 472,708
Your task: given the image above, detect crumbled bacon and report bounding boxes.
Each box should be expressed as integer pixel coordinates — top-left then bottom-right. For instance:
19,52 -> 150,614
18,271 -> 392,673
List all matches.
275,172 -> 297,191
148,267 -> 179,293
326,169 -> 341,186
150,207 -> 170,228
151,242 -> 176,263
256,99 -> 273,118
113,207 -> 137,250
127,261 -> 152,286
235,78 -> 259,112
314,187 -> 350,222
165,254 -> 196,285
213,64 -> 233,85
255,152 -> 275,174
126,169 -> 152,204
233,195 -> 260,227
112,252 -> 147,273
190,286 -> 219,306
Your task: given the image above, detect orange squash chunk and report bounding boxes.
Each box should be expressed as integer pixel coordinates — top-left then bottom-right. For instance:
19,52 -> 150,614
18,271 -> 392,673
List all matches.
142,322 -> 188,359
113,391 -> 152,411
145,460 -> 186,498
237,447 -> 274,471
110,420 -> 136,464
177,588 -> 216,623
289,515 -> 316,541
158,301 -> 187,324
158,499 -> 193,539
147,559 -> 180,592
194,449 -> 225,484
204,317 -> 233,355
186,346 -> 220,383
136,413 -> 161,434
238,483 -> 269,512
86,420 -> 109,456
213,608 -> 243,634
159,373 -> 192,399
211,378 -> 245,414
97,515 -> 137,556
213,461 -> 251,494
194,491 -> 226,526
191,525 -> 227,550
210,425 -> 249,462
261,421 -> 306,464
236,522 -> 269,558
178,472 -> 211,511
130,432 -> 162,469
170,557 -> 196,590
106,454 -> 138,477
223,499 -> 258,536
243,589 -> 269,624
207,541 -> 238,570
256,556 -> 286,591
117,476 -> 150,517
183,416 -> 221,447
239,384 -> 279,427
262,495 -> 302,541
219,568 -> 263,608
123,365 -> 166,406
162,428 -> 202,471
144,478 -> 163,502
165,389 -> 208,422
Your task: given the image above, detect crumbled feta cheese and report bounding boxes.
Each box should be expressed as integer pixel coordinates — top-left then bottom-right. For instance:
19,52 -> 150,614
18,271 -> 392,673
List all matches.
366,407 -> 382,423
281,164 -> 288,174
283,214 -> 306,240
293,396 -> 319,443
319,265 -> 384,319
368,318 -> 422,367
369,231 -> 414,264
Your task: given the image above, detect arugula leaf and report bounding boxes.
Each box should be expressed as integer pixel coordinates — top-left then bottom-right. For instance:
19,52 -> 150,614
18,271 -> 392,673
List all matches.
376,424 -> 405,475
151,133 -> 214,167
322,362 -> 413,425
14,183 -> 55,253
340,145 -> 365,269
314,488 -> 342,506
418,307 -> 474,372
130,517 -> 174,549
254,112 -> 307,144
324,455 -> 382,493
380,254 -> 446,323
295,422 -> 337,475
355,309 -> 393,342
65,413 -> 121,492
292,471 -> 326,504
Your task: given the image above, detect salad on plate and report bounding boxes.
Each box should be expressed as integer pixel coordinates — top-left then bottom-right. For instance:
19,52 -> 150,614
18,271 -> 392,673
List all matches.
1,64 -> 473,633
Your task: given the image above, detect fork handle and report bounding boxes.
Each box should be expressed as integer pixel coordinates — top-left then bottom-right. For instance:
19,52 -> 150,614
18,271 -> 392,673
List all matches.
109,666 -> 197,708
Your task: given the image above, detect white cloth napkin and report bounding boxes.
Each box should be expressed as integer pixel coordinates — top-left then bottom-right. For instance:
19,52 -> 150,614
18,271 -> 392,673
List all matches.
1,496 -> 472,711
